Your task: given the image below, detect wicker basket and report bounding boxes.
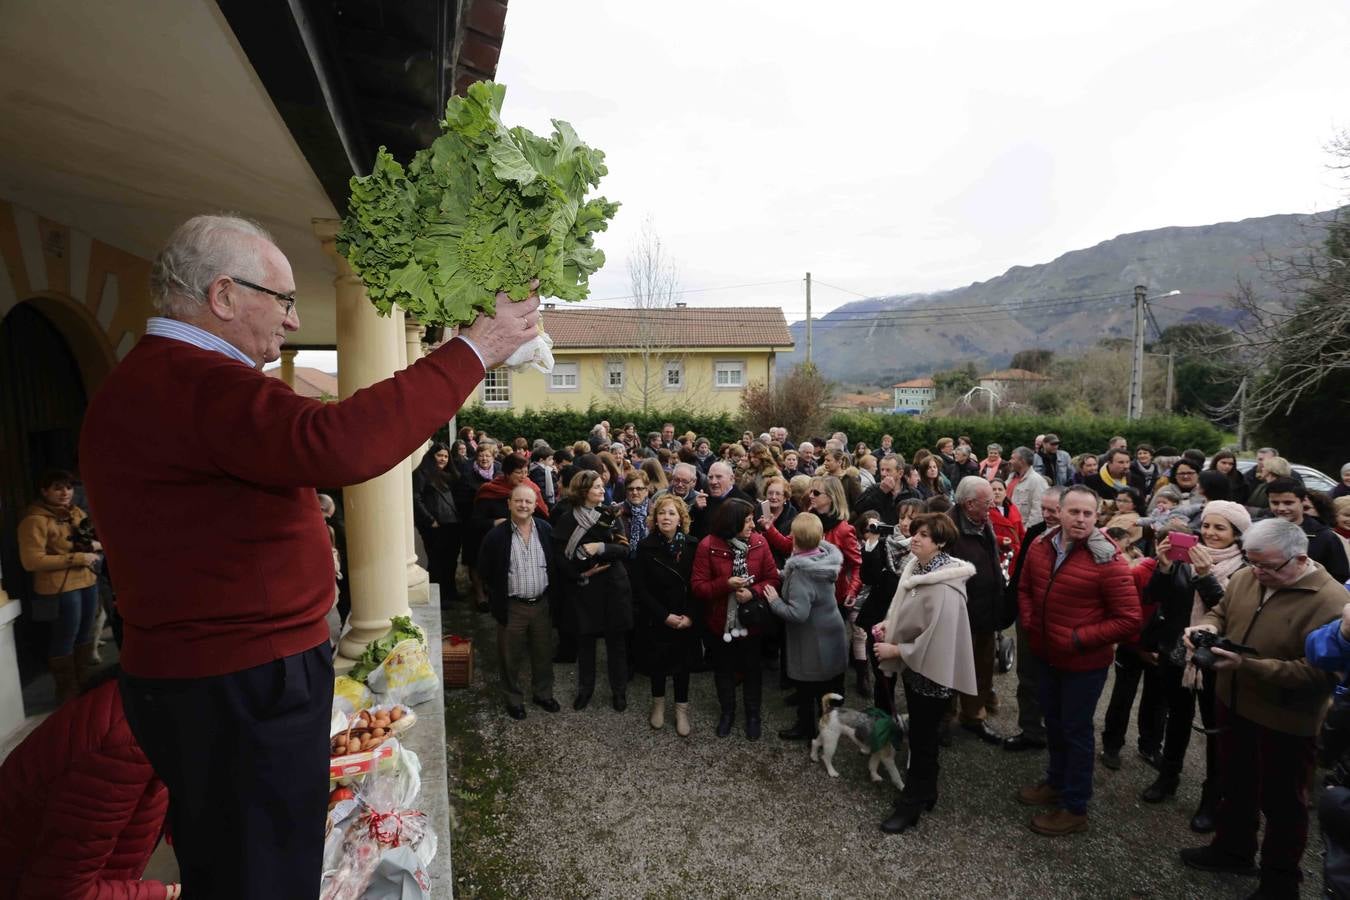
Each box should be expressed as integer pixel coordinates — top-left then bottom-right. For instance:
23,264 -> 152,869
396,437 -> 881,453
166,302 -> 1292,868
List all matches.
442,635 -> 473,688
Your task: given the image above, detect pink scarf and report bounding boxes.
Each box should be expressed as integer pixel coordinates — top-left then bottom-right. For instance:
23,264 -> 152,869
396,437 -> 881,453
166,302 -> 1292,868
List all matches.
1182,542 -> 1244,687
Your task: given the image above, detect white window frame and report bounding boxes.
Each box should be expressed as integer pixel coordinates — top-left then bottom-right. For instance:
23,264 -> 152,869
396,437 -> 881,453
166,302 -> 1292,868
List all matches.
713,359 -> 745,390
548,361 -> 580,392
605,360 -> 625,391
481,367 -> 511,407
663,360 -> 684,391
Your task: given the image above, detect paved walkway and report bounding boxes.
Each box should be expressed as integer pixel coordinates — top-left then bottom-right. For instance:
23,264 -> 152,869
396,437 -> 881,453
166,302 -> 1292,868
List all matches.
442,603 -> 1326,899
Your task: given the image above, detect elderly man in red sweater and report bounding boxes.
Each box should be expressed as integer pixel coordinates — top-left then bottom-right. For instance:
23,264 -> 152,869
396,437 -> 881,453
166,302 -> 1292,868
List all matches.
79,215 -> 539,898
1015,484 -> 1141,837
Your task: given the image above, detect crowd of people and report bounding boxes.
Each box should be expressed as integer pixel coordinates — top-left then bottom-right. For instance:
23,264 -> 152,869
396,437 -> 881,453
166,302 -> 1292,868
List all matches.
417,419 -> 1350,899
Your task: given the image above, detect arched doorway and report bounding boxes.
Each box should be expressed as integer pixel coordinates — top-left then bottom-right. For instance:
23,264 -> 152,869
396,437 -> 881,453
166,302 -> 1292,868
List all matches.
0,300 -> 99,683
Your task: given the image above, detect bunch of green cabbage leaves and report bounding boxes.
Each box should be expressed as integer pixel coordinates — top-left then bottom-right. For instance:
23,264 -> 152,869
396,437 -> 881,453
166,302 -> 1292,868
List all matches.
349,615 -> 423,684
336,81 -> 619,327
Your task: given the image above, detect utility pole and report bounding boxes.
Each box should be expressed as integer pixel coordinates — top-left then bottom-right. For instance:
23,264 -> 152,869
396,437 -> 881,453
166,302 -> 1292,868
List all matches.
804,271 -> 812,365
1164,351 -> 1175,412
1128,284 -> 1146,419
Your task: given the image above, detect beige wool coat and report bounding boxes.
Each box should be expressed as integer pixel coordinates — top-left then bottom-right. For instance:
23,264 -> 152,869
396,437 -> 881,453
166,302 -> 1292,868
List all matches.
879,555 -> 978,695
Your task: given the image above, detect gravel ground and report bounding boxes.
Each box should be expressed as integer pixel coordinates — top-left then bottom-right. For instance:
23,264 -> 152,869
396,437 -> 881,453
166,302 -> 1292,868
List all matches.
442,604 -> 1325,899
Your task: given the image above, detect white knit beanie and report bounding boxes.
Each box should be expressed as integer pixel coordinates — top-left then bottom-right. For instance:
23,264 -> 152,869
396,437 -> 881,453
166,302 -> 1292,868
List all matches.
1202,499 -> 1252,534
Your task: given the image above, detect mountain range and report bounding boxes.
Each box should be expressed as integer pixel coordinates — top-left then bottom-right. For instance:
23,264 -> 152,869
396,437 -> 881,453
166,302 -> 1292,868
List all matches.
778,210 -> 1336,385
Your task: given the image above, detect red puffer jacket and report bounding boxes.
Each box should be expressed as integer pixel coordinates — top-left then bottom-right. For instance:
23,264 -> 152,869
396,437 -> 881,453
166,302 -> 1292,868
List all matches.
1018,526 -> 1142,671
0,680 -> 170,900
691,532 -> 782,637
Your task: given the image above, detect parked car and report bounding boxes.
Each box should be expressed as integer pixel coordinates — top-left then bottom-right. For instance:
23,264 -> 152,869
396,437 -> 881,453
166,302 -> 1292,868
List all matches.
1230,458 -> 1337,493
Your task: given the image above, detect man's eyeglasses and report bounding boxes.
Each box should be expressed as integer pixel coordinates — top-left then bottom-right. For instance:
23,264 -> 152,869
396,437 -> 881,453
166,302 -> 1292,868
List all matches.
1242,552 -> 1294,573
230,276 -> 297,317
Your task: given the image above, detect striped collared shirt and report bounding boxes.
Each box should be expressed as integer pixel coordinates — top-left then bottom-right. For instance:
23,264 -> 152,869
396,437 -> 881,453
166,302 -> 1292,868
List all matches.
145,317 -> 256,367
507,518 -> 548,600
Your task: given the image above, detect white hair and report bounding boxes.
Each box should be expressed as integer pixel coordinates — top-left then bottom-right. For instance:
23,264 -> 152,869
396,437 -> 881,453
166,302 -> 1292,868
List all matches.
955,476 -> 991,503
672,462 -> 698,480
1242,518 -> 1308,559
151,214 -> 274,318
798,441 -> 814,453
708,461 -> 733,478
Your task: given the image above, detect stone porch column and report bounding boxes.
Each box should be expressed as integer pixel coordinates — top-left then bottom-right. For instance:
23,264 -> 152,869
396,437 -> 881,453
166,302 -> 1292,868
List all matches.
315,219 -> 410,670
0,585 -> 22,742
400,312 -> 430,606
278,348 -> 297,388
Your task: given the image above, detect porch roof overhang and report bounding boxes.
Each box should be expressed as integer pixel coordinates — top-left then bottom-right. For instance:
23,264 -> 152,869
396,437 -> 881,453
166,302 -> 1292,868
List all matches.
0,0 -> 507,349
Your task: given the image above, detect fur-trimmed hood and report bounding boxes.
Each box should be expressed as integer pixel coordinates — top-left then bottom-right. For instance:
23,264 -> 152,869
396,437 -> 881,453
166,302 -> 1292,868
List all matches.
782,540 -> 843,582
897,554 -> 977,592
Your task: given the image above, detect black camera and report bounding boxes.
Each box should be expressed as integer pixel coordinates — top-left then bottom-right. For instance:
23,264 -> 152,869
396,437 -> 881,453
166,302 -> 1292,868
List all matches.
866,522 -> 896,535
1189,630 -> 1256,670
70,518 -> 98,554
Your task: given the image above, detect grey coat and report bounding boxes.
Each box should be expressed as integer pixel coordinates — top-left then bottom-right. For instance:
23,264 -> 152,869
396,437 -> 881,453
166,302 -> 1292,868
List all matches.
771,541 -> 848,682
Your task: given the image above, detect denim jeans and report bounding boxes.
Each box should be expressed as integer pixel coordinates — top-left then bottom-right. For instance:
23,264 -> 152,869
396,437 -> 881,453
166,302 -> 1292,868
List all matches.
48,584 -> 99,656
1037,655 -> 1110,815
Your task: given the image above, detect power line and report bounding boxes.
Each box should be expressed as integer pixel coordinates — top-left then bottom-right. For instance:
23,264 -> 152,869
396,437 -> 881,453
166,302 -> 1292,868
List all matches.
810,278 -> 875,299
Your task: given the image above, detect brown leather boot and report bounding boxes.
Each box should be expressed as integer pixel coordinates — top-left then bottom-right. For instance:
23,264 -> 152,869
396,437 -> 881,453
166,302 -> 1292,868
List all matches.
1029,808 -> 1089,836
50,656 -> 79,703
74,642 -> 97,687
1016,781 -> 1062,806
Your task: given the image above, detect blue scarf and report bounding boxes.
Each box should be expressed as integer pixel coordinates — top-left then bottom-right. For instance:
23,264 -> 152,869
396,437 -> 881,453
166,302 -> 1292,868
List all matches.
624,499 -> 650,556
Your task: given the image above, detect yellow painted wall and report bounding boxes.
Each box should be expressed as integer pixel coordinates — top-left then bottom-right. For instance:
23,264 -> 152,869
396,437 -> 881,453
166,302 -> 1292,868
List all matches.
481,348 -> 779,413
0,198 -> 156,385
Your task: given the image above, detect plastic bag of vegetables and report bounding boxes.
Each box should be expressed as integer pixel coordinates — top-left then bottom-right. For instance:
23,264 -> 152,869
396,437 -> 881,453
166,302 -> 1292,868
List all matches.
349,616 -> 440,707
336,80 -> 619,372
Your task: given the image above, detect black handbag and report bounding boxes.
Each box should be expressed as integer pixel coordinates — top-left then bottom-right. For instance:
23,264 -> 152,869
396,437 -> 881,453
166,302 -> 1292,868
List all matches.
737,596 -> 770,629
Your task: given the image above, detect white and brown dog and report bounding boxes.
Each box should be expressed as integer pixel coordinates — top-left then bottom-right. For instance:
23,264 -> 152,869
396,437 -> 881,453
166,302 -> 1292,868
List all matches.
809,693 -> 904,788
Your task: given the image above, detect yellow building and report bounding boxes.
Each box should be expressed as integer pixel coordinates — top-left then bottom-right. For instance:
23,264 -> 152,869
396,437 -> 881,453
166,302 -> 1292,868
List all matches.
479,305 -> 793,413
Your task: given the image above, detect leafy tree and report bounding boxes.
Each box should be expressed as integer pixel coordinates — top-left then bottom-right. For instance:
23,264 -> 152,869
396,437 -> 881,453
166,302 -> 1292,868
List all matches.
932,362 -> 978,397
1010,349 -> 1055,373
1030,386 -> 1064,415
1153,322 -> 1242,424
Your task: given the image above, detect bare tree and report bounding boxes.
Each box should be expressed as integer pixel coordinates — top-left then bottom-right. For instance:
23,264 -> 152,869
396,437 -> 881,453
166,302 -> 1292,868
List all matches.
608,217 -> 682,412
1203,131 -> 1350,425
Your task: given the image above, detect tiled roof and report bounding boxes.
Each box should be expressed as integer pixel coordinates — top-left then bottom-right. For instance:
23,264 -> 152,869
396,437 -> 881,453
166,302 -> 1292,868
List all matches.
892,377 -> 935,389
540,306 -> 794,349
832,390 -> 892,410
266,366 -> 338,399
979,368 -> 1052,382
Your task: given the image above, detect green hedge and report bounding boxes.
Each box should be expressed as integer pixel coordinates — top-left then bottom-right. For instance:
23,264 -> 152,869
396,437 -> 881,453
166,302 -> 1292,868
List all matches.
823,412 -> 1227,456
438,404 -> 744,451
440,406 -> 1227,457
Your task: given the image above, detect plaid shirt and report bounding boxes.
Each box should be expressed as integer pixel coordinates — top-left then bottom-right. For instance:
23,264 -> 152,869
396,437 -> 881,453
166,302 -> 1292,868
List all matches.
507,519 -> 548,599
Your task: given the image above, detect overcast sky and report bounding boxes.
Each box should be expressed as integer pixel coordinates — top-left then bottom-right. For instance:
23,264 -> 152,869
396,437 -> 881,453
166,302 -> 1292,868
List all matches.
283,0 -> 1349,372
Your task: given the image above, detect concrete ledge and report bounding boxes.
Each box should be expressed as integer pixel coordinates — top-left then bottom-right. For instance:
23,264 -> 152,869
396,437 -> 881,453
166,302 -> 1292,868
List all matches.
405,594 -> 454,897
